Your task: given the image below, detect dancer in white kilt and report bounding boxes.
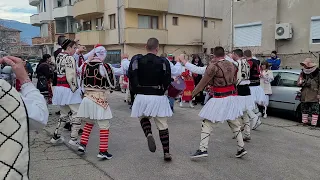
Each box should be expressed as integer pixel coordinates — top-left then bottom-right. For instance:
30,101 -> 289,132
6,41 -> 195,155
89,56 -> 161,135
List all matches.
244,50 -> 264,130
182,47 -> 247,159
50,39 -> 83,146
260,61 -> 274,118
128,38 -> 174,161
231,49 -> 256,141
77,45 -> 129,160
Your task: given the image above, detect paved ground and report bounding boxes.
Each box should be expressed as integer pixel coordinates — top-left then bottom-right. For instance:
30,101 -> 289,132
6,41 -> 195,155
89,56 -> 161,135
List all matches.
30,91 -> 320,180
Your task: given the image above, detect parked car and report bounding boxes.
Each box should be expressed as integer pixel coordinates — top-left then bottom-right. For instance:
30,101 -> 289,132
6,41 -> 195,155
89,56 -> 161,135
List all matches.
269,69 -> 302,120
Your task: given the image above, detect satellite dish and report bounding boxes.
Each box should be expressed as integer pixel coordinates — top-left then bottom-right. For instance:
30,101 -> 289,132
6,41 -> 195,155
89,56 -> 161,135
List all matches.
276,27 -> 285,36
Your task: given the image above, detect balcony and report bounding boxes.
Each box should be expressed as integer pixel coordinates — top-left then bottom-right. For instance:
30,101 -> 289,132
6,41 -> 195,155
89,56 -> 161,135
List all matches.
55,33 -> 75,42
124,0 -> 168,12
29,0 -> 40,6
75,30 -> 105,45
32,37 -> 54,45
53,6 -> 73,19
39,11 -> 52,22
73,0 -> 104,20
124,28 -> 167,44
30,14 -> 40,26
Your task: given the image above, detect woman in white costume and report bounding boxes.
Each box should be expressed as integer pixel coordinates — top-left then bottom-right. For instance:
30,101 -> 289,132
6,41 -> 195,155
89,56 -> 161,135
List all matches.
260,61 -> 274,118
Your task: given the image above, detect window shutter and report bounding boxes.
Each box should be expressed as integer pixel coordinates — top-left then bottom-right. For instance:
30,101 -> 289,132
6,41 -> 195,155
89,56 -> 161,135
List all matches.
311,20 -> 320,39
234,23 -> 262,47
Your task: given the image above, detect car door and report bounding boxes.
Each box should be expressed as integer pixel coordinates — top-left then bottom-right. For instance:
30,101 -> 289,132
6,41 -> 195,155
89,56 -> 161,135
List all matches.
269,72 -> 300,111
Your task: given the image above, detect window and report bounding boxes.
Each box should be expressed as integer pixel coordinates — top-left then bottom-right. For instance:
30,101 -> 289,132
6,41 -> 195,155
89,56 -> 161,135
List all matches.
278,73 -> 299,87
271,72 -> 281,86
43,0 -> 46,12
234,22 -> 262,47
109,14 -> 116,29
138,15 -> 158,29
173,17 -> 178,26
311,17 -> 320,44
83,21 -> 91,31
40,23 -> 49,37
211,21 -> 215,29
69,0 -> 72,5
204,20 -> 208,28
57,0 -> 62,7
96,17 -> 104,30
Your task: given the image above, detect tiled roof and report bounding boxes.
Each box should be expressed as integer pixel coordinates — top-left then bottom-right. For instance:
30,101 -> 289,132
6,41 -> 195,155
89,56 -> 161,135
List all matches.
0,25 -> 21,32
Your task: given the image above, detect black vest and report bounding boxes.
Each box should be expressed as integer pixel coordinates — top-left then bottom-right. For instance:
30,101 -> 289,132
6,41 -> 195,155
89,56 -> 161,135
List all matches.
128,53 -> 171,95
248,58 -> 261,86
83,62 -> 114,89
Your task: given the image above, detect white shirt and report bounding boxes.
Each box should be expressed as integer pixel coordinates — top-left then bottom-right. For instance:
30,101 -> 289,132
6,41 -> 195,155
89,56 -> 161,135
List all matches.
185,62 -> 206,75
20,82 -> 49,125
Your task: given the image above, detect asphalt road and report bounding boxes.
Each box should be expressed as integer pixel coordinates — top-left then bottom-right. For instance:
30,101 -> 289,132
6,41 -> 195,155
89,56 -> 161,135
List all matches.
33,91 -> 320,180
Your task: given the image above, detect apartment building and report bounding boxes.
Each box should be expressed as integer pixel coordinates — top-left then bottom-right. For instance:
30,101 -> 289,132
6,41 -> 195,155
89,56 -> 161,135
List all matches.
29,0 -> 77,55
221,0 -> 320,68
73,0 -> 224,63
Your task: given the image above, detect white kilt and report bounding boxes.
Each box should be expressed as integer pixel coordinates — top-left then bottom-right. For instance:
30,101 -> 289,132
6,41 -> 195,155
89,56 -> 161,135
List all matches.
236,95 -> 256,112
52,86 -> 82,105
77,97 -> 113,120
199,96 -> 243,123
249,86 -> 265,105
131,94 -> 173,118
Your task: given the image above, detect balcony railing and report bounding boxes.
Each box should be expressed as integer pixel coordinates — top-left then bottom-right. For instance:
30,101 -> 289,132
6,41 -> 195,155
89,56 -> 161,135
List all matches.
29,0 -> 40,6
30,14 -> 40,26
73,0 -> 104,19
124,0 -> 168,12
124,28 -> 168,44
75,30 -> 105,45
53,5 -> 73,19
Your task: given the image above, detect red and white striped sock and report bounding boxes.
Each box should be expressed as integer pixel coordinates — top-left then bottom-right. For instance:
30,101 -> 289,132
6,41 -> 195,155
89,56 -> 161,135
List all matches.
302,114 -> 309,124
99,129 -> 109,153
311,114 -> 318,126
80,123 -> 94,146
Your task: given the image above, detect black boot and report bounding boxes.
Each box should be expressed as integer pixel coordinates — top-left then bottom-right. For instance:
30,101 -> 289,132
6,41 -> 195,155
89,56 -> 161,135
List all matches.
140,118 -> 156,152
159,129 -> 171,161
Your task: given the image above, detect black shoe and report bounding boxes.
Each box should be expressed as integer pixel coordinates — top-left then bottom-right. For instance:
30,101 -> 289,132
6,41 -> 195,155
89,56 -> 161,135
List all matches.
78,144 -> 86,154
97,151 -> 113,160
78,129 -> 83,135
147,134 -> 156,153
164,153 -> 172,162
55,111 -> 61,115
64,122 -> 72,131
235,148 -> 247,158
128,102 -> 132,105
190,150 -> 208,159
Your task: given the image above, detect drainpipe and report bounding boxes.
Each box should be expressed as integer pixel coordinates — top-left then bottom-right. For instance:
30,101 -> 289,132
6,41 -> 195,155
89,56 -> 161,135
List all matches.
117,0 -> 121,44
230,0 -> 233,52
201,0 -> 205,53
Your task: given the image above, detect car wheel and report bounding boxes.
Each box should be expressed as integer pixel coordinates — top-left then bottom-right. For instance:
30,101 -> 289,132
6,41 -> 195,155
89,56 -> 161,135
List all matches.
295,104 -> 302,122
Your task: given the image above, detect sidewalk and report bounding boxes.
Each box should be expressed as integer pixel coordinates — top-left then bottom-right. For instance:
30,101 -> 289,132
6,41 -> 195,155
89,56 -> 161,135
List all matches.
29,130 -> 110,180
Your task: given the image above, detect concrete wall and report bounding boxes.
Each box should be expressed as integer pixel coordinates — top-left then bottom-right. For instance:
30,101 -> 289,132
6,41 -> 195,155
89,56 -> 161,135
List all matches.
168,0 -> 224,19
221,0 -> 320,68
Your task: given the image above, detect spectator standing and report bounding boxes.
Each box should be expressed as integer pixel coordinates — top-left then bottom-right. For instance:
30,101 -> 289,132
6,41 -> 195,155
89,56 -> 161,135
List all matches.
297,58 -> 320,129
36,54 -> 54,104
260,61 -> 274,118
191,55 -> 205,105
267,51 -> 281,70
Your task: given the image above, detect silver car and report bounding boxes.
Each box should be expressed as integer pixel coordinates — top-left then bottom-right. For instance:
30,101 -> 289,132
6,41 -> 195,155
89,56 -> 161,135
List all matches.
269,69 -> 302,119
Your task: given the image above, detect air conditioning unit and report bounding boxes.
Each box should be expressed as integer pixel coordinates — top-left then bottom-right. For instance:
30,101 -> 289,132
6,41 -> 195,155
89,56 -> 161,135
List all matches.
275,23 -> 293,40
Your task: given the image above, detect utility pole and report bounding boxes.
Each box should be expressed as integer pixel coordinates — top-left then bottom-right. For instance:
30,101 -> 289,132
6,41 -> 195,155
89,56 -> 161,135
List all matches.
230,0 -> 234,52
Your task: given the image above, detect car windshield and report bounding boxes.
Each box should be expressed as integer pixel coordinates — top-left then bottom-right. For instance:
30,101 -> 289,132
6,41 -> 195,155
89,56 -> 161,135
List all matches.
278,72 -> 299,87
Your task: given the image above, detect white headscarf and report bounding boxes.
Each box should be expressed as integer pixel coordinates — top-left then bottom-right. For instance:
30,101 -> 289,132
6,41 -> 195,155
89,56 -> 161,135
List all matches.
94,45 -> 107,61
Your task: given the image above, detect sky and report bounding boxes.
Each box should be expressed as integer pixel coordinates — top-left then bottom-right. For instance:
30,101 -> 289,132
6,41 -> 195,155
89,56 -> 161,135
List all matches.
0,0 -> 37,23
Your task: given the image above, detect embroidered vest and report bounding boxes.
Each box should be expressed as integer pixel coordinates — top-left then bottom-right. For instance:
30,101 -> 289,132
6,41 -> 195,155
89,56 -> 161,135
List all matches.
0,80 -> 30,180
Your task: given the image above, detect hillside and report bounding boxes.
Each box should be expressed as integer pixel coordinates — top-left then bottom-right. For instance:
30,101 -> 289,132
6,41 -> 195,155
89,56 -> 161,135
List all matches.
0,19 -> 40,45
